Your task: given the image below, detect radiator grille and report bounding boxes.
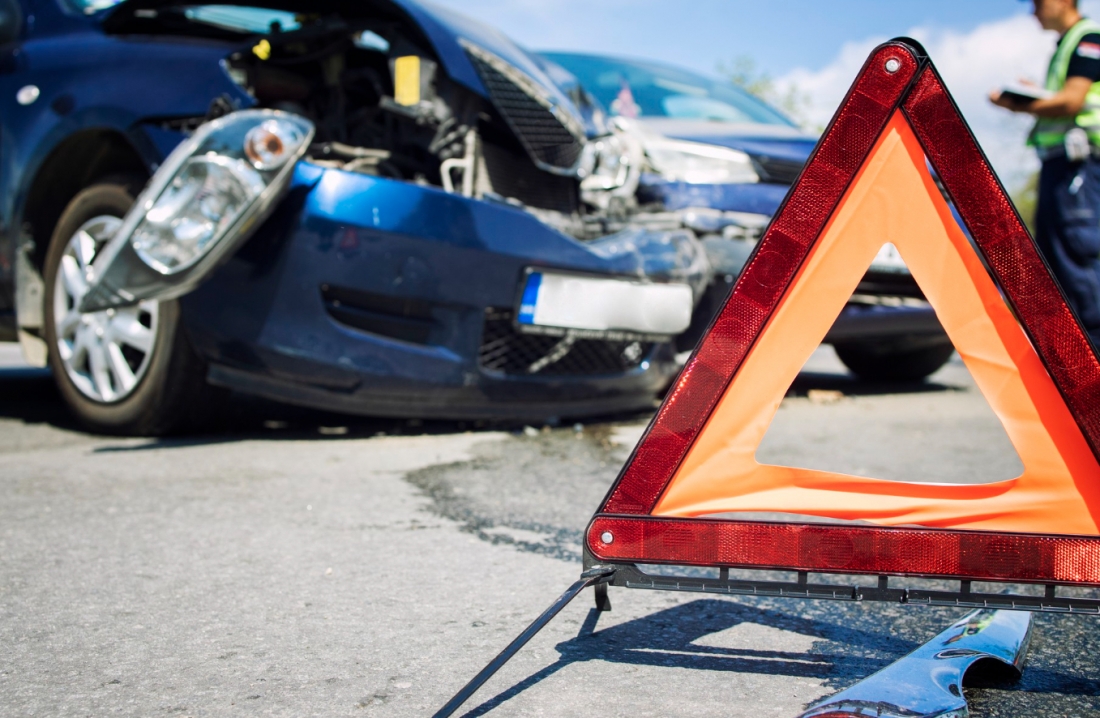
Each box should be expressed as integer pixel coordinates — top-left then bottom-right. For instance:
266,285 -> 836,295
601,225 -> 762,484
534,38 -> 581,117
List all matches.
463,41 -> 586,172
479,309 -> 654,376
481,142 -> 579,213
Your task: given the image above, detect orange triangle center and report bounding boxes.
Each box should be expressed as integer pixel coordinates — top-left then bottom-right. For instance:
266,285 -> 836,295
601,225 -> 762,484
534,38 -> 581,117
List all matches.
651,112 -> 1100,535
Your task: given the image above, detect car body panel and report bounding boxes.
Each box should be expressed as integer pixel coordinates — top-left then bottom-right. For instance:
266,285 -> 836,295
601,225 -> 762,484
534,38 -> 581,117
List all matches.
637,175 -> 791,215
180,162 -> 677,417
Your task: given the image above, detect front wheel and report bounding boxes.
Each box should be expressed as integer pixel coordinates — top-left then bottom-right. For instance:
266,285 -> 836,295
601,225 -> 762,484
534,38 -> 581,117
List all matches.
833,339 -> 955,382
42,180 -> 218,435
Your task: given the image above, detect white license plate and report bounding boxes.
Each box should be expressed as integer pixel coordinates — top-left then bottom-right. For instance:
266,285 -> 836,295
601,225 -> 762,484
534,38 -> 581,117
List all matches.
870,242 -> 910,273
517,271 -> 693,336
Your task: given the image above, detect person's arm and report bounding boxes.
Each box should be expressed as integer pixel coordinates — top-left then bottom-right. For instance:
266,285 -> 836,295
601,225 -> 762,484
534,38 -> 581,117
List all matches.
990,76 -> 1093,116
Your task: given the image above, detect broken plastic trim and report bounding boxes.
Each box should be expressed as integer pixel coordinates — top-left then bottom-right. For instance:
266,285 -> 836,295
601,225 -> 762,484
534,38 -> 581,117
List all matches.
799,608 -> 1031,718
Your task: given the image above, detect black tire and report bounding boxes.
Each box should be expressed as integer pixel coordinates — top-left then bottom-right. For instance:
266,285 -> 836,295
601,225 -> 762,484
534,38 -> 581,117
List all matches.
42,179 -> 219,435
834,340 -> 956,382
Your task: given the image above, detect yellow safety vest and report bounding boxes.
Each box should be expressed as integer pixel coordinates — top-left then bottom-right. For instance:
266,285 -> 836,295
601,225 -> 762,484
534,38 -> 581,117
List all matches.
1032,18 -> 1100,149
1034,17 -> 1100,148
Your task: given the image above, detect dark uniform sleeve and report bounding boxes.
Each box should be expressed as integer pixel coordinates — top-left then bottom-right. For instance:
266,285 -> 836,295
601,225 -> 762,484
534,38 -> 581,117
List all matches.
1067,31 -> 1100,81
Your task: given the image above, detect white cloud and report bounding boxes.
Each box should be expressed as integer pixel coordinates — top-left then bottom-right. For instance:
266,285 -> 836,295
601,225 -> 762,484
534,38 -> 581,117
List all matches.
774,10 -> 1089,190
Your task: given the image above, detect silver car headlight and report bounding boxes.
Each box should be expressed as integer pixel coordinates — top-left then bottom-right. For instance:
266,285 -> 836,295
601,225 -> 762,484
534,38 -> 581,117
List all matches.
79,110 -> 314,311
644,138 -> 759,185
579,122 -> 645,210
131,154 -> 268,273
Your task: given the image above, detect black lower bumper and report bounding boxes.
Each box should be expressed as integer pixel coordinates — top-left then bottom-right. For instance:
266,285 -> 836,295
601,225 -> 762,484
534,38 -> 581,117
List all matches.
206,356 -> 670,422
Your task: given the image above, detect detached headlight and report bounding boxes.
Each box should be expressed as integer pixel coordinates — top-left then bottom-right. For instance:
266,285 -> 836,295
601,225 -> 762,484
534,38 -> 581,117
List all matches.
645,138 -> 759,184
132,155 -> 266,273
130,113 -> 312,275
79,110 -> 314,311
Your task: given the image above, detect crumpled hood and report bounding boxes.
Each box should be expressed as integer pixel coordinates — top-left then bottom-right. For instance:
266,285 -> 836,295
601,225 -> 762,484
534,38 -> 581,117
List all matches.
390,0 -> 590,125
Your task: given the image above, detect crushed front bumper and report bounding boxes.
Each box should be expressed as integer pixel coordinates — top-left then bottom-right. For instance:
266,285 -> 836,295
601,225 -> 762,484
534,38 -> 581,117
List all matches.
177,162 -> 709,420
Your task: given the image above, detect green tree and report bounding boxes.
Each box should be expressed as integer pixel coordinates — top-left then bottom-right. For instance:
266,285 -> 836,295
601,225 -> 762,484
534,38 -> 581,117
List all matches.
718,55 -> 812,128
1010,171 -> 1038,234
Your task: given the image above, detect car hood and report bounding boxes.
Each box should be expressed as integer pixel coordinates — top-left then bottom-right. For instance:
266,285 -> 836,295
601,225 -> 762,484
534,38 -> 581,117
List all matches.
639,118 -> 818,165
104,0 -> 595,134
391,0 -> 589,122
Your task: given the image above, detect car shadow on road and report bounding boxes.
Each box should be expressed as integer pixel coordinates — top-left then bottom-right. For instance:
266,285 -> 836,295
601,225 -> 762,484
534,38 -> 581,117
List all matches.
0,361 -> 963,450
0,367 -> 88,431
786,370 -> 965,398
457,598 -> 917,717
0,366 -> 654,448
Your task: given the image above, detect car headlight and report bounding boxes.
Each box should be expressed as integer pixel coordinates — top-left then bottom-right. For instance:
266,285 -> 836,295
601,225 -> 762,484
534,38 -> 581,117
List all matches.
78,110 -> 314,311
644,138 -> 759,184
579,123 -> 645,210
130,112 -> 312,275
131,155 -> 267,273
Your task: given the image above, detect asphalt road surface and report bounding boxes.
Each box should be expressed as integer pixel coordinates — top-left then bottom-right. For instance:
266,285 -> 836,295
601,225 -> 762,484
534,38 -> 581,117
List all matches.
1,342 -> 1098,717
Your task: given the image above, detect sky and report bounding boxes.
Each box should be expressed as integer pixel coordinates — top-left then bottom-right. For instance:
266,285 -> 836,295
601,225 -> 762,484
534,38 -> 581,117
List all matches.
426,0 -> 1100,190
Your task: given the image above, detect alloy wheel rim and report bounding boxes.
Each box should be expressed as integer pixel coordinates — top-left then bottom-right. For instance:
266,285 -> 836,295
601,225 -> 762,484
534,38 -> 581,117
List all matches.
52,215 -> 160,403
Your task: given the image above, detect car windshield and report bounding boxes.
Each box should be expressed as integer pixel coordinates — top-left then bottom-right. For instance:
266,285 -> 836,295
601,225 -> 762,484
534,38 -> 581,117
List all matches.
179,6 -> 300,33
540,53 -> 795,127
60,0 -> 300,31
61,0 -> 125,12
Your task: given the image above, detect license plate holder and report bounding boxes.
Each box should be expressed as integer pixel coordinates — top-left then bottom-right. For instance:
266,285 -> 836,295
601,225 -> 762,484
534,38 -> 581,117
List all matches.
515,269 -> 693,341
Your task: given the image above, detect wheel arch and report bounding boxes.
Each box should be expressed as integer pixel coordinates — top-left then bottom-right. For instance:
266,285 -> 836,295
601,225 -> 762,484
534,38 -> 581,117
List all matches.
21,128 -> 150,272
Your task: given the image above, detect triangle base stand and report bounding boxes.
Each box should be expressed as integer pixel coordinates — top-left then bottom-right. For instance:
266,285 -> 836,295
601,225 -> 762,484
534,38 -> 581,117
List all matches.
588,553 -> 1100,614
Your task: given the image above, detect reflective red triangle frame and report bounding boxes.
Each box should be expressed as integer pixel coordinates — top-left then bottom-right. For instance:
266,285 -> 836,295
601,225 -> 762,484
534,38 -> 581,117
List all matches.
586,39 -> 1100,586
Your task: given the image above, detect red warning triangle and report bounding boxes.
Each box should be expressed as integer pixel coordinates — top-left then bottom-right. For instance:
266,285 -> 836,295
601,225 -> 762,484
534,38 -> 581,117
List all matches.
586,40 -> 1100,585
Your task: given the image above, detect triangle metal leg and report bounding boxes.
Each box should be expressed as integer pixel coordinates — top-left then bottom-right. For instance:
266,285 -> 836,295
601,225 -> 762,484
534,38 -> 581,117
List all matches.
432,567 -> 615,718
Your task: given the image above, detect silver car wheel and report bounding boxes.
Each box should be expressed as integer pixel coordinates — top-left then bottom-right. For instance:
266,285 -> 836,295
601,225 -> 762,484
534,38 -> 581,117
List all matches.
51,215 -> 160,403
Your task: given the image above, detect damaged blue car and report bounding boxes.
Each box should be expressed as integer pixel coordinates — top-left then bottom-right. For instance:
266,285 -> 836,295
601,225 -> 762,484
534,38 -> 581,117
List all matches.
0,0 -> 713,433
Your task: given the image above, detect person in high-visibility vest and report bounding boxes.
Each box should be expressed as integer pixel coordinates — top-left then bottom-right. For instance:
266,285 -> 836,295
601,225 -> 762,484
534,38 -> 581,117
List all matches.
991,0 -> 1100,349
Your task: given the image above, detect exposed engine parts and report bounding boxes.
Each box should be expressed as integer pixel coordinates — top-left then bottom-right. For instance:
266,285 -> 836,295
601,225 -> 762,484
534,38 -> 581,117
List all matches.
133,9 -> 766,249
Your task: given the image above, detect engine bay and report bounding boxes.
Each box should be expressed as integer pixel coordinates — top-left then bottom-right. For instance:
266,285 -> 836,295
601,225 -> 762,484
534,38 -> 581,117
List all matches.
108,4 -> 664,241
224,16 -> 473,183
